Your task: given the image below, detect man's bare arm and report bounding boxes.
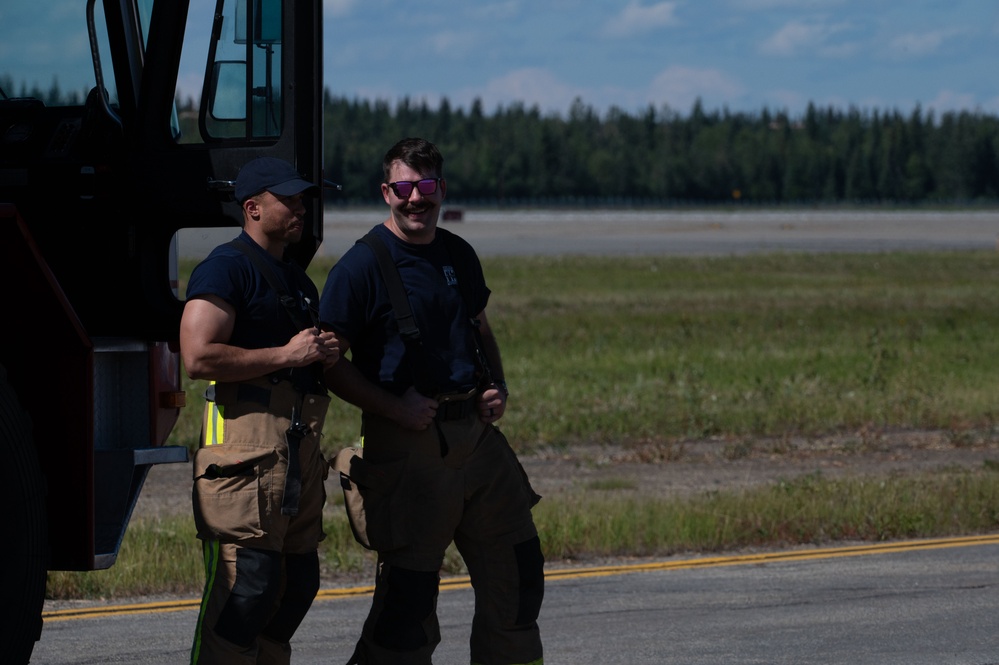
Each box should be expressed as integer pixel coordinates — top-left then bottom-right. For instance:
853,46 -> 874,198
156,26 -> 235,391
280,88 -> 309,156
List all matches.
181,294 -> 337,382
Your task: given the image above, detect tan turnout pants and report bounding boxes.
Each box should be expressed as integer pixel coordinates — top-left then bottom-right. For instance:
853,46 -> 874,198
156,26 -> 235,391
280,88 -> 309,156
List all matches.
190,378 -> 330,665
347,411 -> 545,665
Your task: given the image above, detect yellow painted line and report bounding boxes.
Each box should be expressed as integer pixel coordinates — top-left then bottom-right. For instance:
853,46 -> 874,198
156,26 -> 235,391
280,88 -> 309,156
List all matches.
43,534 -> 999,622
542,533 -> 999,580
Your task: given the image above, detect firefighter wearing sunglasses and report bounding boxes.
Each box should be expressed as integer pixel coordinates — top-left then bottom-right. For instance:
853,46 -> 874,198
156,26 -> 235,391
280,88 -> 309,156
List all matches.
319,137 -> 545,665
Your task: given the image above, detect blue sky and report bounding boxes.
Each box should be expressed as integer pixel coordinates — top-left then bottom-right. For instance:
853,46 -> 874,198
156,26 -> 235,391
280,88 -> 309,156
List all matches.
5,1 -> 998,120
322,0 -> 999,118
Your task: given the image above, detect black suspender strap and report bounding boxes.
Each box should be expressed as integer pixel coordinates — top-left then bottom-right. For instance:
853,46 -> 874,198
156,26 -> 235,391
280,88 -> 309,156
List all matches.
227,237 -> 316,331
356,232 -> 421,345
357,231 -> 439,397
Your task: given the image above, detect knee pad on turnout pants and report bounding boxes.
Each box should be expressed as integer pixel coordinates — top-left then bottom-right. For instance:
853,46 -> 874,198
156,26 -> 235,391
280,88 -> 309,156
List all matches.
260,550 -> 321,644
461,535 -> 545,665
214,547 -> 284,647
367,565 -> 441,653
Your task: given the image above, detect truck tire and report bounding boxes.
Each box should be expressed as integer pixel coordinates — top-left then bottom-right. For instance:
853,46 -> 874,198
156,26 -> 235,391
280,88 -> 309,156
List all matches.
0,364 -> 47,664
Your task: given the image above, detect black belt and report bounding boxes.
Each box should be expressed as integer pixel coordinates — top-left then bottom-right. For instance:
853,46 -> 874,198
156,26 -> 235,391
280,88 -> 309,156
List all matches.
269,367 -> 327,396
435,390 -> 478,422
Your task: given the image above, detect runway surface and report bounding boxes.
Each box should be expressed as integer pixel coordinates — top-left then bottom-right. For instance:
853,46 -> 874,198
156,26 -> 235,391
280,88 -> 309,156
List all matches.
177,208 -> 999,260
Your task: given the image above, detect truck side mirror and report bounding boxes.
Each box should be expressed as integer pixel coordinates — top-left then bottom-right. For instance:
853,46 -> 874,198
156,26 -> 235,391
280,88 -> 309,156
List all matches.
235,0 -> 282,46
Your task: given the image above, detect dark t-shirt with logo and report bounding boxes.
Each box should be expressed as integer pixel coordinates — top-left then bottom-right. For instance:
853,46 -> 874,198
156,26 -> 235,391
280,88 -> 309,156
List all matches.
319,224 -> 490,395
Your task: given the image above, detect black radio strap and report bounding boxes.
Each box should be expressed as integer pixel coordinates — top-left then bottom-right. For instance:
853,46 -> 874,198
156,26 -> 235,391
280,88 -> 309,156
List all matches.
227,237 -> 316,516
227,237 -> 316,331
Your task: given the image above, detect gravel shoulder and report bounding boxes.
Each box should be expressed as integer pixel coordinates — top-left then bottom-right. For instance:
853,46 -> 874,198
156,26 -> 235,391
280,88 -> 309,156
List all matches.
136,428 -> 999,520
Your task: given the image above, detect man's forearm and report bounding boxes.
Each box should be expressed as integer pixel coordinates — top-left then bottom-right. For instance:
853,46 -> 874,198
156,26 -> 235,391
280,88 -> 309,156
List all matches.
324,357 -> 397,417
479,329 -> 505,382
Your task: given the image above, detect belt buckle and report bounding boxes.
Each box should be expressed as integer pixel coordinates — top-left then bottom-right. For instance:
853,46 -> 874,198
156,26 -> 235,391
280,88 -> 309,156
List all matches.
436,387 -> 477,403
436,389 -> 477,421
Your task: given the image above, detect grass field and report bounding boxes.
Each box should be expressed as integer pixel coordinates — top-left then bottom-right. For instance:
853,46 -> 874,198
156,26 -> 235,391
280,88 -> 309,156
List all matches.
173,249 -> 999,452
46,249 -> 999,599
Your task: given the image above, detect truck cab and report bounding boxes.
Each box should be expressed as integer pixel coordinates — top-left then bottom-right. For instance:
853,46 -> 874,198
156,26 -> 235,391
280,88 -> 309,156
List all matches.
0,1 -> 326,661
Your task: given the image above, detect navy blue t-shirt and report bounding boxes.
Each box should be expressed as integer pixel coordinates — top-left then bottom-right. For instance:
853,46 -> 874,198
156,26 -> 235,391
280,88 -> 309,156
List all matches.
186,231 -> 320,351
318,224 -> 490,395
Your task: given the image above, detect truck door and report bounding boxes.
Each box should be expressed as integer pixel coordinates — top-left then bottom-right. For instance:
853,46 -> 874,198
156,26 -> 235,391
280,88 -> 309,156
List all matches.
137,0 -> 326,292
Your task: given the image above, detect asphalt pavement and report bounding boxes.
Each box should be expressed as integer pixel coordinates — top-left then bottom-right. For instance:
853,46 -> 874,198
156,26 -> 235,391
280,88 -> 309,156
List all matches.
33,536 -> 999,664
177,207 -> 999,260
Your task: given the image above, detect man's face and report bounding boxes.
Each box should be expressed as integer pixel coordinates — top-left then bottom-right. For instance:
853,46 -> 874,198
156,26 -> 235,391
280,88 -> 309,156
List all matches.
253,190 -> 307,244
381,159 -> 446,244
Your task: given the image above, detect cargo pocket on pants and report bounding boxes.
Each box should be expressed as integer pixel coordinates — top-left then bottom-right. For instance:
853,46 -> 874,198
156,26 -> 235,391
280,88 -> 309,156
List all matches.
192,446 -> 276,542
332,447 -> 408,551
491,426 -> 542,508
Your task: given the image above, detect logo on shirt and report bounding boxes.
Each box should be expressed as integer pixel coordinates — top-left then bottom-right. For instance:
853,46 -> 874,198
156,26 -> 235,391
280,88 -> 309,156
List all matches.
443,265 -> 458,286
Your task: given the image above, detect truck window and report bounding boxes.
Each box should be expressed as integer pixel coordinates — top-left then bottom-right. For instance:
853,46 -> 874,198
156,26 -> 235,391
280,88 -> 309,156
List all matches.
0,0 -> 110,106
199,0 -> 283,140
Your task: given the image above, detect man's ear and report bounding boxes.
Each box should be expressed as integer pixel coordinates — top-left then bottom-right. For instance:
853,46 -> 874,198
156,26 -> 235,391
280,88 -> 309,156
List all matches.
243,197 -> 260,218
439,178 -> 447,200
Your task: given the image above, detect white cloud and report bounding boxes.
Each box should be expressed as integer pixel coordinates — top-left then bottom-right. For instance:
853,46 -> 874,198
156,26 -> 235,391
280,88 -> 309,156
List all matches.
325,0 -> 355,18
759,18 -> 853,57
887,30 -> 957,59
766,88 -> 808,112
647,65 -> 746,111
759,20 -> 823,55
730,0 -> 845,9
475,67 -> 584,113
603,1 -> 679,38
925,89 -> 982,115
429,30 -> 480,56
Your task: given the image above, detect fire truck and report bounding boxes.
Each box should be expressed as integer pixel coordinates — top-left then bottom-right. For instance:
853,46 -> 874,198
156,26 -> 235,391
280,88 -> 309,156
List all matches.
0,1 -> 327,661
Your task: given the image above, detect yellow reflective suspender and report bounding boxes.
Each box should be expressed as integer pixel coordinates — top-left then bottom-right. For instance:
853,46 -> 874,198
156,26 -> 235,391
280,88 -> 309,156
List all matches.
203,380 -> 225,446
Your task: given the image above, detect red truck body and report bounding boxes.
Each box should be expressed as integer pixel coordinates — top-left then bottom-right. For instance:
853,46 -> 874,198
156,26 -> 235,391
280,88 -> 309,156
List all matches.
0,1 -> 327,661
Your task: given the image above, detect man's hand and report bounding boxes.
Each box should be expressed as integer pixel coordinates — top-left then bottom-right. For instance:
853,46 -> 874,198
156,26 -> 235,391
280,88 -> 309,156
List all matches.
316,330 -> 340,370
478,385 -> 507,424
285,327 -> 339,368
392,386 -> 439,431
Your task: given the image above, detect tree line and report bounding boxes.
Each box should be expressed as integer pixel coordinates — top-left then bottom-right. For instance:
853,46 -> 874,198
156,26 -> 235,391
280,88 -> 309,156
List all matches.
322,95 -> 999,207
13,74 -> 998,206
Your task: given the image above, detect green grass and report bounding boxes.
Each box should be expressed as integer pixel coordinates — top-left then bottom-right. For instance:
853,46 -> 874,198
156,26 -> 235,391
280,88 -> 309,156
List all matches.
173,250 -> 999,453
535,465 -> 999,559
47,249 -> 999,600
47,463 -> 999,599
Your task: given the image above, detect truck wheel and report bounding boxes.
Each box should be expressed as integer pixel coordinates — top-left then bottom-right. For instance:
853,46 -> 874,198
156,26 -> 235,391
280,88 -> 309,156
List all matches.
0,364 -> 47,664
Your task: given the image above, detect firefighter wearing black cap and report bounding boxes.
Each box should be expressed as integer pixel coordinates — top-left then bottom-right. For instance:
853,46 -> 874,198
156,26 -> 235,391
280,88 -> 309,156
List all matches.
180,157 -> 339,664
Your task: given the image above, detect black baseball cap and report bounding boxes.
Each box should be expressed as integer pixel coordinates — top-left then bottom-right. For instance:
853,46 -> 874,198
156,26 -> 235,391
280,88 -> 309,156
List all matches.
234,157 -> 320,203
